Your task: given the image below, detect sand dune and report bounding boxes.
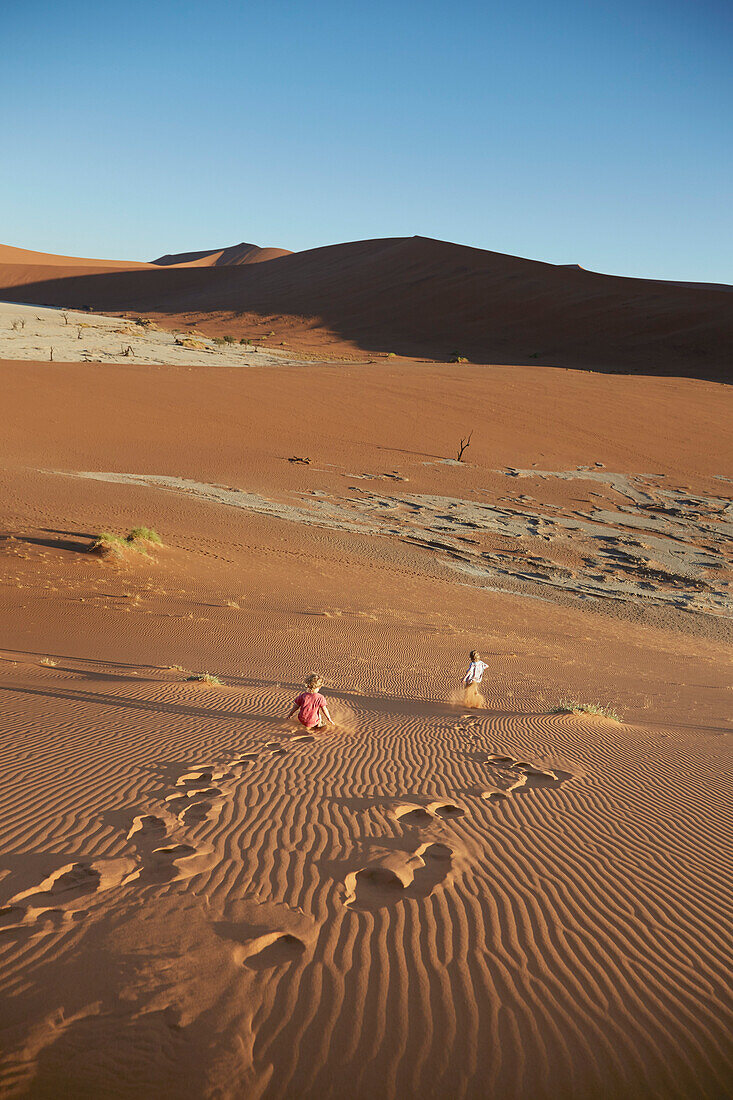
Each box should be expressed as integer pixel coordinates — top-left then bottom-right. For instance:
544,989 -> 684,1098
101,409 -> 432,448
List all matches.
0,334 -> 731,1096
1,235 -> 730,378
0,243 -> 152,269
1,658 -> 730,1098
151,242 -> 292,267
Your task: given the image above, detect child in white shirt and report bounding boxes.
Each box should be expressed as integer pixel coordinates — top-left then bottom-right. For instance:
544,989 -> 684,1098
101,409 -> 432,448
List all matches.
462,650 -> 488,707
463,651 -> 488,686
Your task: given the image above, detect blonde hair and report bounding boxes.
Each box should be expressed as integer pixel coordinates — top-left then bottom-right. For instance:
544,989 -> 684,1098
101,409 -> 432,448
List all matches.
305,673 -> 323,690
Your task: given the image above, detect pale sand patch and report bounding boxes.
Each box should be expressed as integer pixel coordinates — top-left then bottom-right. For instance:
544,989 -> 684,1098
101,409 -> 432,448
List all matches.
0,301 -> 313,368
47,469 -> 733,621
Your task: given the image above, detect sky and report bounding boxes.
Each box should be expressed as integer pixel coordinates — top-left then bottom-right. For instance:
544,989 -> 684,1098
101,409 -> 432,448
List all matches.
2,0 -> 731,283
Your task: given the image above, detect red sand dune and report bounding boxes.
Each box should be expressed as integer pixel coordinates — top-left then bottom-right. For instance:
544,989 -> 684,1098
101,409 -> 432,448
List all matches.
1,351 -> 731,1098
151,241 -> 292,266
0,242 -> 152,269
0,235 -> 730,378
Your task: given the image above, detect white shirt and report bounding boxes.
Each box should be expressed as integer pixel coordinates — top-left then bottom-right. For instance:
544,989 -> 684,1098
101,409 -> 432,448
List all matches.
464,660 -> 488,685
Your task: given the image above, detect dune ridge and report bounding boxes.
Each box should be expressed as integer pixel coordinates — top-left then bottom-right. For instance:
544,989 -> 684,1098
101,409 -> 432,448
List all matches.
1,235 -> 730,378
151,242 -> 292,267
0,655 -> 731,1098
0,269 -> 731,1096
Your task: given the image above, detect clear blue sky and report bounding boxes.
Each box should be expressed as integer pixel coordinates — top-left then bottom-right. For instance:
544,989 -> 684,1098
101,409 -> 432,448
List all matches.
3,0 -> 731,282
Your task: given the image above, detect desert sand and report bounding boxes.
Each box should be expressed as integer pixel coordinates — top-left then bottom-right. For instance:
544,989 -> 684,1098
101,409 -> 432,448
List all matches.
0,240 -> 731,1099
1,236 -> 731,378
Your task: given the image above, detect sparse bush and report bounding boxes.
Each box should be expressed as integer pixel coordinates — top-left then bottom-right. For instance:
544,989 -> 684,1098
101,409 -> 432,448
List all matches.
449,351 -> 468,363
128,527 -> 162,544
11,319 -> 25,332
212,337 -> 227,346
90,527 -> 162,557
239,337 -> 252,345
40,657 -> 57,667
186,672 -> 223,686
175,337 -> 207,350
551,700 -> 623,722
90,532 -> 128,556
222,334 -> 236,344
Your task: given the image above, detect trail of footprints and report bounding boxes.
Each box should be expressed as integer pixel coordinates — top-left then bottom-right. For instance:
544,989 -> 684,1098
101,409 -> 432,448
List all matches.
345,735 -> 574,911
0,743 -> 302,961
0,728 -> 574,936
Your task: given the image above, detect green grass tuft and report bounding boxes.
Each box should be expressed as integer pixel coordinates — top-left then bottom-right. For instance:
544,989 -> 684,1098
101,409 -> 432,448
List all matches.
127,527 -> 162,544
185,672 -> 223,686
90,532 -> 128,555
551,700 -> 623,722
90,527 -> 163,557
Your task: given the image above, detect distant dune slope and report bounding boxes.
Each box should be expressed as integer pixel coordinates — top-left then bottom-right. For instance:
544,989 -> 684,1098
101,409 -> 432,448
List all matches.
151,242 -> 292,266
0,236 -> 730,379
0,242 -> 151,269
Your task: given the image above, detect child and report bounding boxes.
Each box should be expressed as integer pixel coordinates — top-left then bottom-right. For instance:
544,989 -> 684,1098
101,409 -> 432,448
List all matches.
288,674 -> 333,730
462,650 -> 488,707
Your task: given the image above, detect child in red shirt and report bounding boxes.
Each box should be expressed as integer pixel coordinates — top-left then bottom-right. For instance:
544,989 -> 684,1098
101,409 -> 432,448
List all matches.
288,674 -> 333,730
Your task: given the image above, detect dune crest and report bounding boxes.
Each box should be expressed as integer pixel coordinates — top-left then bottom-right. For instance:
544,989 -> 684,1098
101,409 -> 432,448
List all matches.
151,241 -> 292,267
1,235 -> 730,378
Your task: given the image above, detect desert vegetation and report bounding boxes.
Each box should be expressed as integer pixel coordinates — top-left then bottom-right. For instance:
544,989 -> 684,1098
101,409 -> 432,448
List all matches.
90,527 -> 163,559
551,700 -> 623,722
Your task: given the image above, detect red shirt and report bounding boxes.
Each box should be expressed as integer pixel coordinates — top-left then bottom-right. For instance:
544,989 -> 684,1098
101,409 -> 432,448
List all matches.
294,691 -> 326,727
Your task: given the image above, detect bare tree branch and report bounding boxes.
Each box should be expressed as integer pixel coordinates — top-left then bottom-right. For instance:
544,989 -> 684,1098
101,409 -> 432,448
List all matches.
457,430 -> 473,462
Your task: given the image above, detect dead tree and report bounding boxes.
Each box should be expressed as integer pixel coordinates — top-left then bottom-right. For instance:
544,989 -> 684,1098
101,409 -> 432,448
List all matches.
49,347 -> 54,362
456,430 -> 473,461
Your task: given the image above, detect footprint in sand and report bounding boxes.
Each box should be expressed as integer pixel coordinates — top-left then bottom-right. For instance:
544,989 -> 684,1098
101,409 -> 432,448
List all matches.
432,802 -> 466,819
163,787 -> 223,817
127,814 -> 201,884
266,741 -> 288,756
480,790 -> 511,803
162,770 -> 227,822
214,901 -> 312,970
176,769 -> 216,787
2,764 -> 226,931
483,756 -> 574,799
239,932 -> 307,970
344,842 -> 454,910
2,856 -> 137,929
179,799 -> 214,825
393,801 -> 466,826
